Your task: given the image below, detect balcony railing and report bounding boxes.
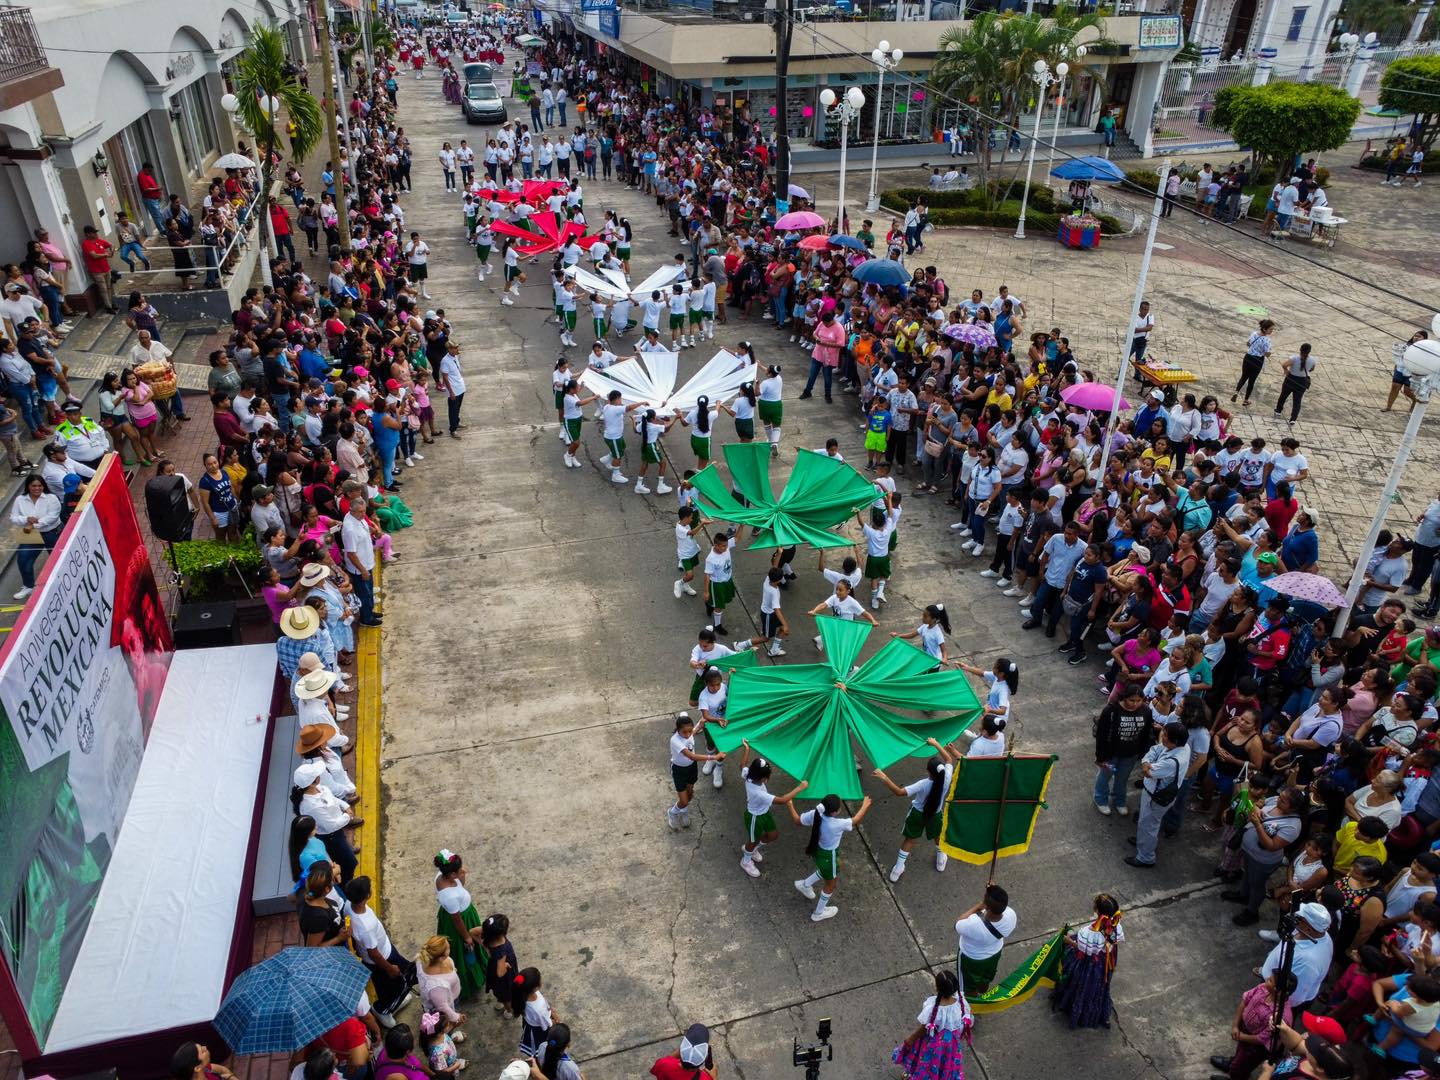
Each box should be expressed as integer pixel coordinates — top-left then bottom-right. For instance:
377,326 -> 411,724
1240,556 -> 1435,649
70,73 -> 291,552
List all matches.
0,7 -> 52,84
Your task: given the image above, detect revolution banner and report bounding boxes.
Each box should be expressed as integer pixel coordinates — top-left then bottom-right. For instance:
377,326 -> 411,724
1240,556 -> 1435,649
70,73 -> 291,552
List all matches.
0,455 -> 173,1053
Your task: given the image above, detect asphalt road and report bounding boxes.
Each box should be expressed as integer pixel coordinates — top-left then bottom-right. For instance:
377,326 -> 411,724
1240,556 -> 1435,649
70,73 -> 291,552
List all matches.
377,66 -> 1254,1080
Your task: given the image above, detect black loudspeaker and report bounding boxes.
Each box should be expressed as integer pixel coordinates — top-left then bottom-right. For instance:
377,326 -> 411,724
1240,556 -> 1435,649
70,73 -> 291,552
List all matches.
145,475 -> 194,543
172,601 -> 239,650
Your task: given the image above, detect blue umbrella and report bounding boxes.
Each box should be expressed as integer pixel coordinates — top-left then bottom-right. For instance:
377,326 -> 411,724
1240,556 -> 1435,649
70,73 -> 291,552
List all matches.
214,947 -> 372,1055
851,258 -> 911,286
829,234 -> 867,252
1049,156 -> 1127,183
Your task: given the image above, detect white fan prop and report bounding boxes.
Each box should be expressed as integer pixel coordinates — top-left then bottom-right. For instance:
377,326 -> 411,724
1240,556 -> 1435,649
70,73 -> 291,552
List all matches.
598,263 -> 687,298
579,349 -> 756,412
566,265 -> 630,301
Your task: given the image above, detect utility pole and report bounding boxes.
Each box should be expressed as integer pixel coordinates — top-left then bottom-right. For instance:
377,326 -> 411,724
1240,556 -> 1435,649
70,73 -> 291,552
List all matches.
773,0 -> 794,208
316,0 -> 353,251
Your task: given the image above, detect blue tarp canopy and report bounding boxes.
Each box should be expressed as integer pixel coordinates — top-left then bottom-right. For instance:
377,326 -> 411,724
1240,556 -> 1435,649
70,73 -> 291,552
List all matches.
1049,156 -> 1127,182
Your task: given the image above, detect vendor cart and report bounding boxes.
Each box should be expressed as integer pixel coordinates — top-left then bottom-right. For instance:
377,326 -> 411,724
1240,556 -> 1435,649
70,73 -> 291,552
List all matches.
1279,207 -> 1346,249
1134,361 -> 1198,407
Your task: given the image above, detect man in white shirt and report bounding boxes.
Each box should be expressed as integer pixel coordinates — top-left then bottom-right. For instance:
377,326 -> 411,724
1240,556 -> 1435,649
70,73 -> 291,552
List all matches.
437,341 -> 467,438
1126,720 -> 1189,868
955,884 -> 1017,992
343,875 -> 415,1022
1129,300 -> 1155,363
1260,902 -> 1334,1007
404,230 -> 431,300
341,497 -> 381,627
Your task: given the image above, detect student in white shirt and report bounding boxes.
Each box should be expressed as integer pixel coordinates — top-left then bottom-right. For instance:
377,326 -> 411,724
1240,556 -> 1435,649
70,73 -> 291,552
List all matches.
735,566 -> 789,658
787,792 -> 874,922
558,379 -> 598,469
807,577 -> 879,652
892,603 -> 951,665
672,505 -> 703,598
956,884 -> 1019,991
702,531 -> 739,635
873,738 -> 958,882
631,406 -> 676,496
967,714 -> 1008,759
666,711 -> 724,830
737,746 -> 808,877
819,552 -> 863,593
859,506 -> 900,608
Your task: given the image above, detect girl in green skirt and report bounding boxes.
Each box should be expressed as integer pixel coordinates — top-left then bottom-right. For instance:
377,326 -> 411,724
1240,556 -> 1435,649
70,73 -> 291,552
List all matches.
859,506 -> 900,608
758,363 -> 784,457
739,741 -> 808,877
617,216 -> 633,274
550,359 -> 573,444
560,380 -> 599,469
703,531 -> 739,636
678,394 -> 718,469
589,293 -> 608,341
787,793 -> 874,922
434,849 -> 487,997
474,218 -> 493,281
687,625 -> 735,704
722,382 -> 757,442
633,408 -> 676,496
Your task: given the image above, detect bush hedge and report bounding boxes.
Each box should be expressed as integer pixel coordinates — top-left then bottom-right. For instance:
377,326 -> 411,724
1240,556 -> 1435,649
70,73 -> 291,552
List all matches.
172,531 -> 264,600
884,183 -> 1123,233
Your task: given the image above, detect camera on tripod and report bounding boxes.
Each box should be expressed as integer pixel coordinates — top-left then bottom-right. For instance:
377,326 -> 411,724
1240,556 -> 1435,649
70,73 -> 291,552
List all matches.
793,1018 -> 833,1079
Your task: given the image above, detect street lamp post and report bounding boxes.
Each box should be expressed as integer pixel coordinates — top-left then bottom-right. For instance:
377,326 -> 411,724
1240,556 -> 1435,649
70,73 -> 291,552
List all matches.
864,42 -> 903,214
1336,31 -> 1375,89
1334,323 -> 1440,638
1015,58 -> 1066,241
1046,46 -> 1085,178
821,85 -> 867,236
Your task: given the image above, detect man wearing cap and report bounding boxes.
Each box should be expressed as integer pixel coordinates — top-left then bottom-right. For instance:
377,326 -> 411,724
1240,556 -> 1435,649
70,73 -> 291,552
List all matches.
295,758 -> 360,883
649,1022 -> 716,1079
54,400 -> 111,471
1134,389 -> 1168,440
1261,902 -> 1335,1008
249,484 -> 284,539
40,441 -> 94,505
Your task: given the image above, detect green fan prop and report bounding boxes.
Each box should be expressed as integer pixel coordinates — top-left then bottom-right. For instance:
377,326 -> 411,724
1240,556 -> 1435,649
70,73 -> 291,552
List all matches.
688,444 -> 878,550
706,616 -> 983,798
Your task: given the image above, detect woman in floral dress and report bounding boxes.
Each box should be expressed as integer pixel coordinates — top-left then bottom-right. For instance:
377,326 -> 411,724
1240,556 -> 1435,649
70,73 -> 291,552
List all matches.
893,969 -> 971,1079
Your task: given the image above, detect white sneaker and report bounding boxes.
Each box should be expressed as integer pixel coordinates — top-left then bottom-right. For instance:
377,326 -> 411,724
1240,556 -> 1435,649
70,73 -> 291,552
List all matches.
1094,802 -> 1111,816
811,906 -> 838,922
1002,587 -> 1022,597
969,542 -> 984,556
599,453 -> 611,468
501,296 -> 514,306
814,634 -> 824,651
767,643 -> 786,657
996,578 -> 1011,587
956,528 -> 972,538
559,428 -> 569,441
712,765 -> 723,789
679,810 -> 691,829
1019,609 -> 1032,619
674,580 -> 684,599
701,759 -> 715,775
935,850 -> 948,872
562,453 -> 574,467
740,856 -> 760,878
1116,805 -> 1130,817
634,481 -> 651,494
13,586 -> 32,600
877,589 -> 887,605
949,521 -> 968,531
667,808 -> 681,831
611,471 -> 628,483
405,457 -> 416,468
683,583 -> 697,596
412,452 -> 424,461
751,847 -> 764,863
888,861 -> 906,882
570,456 -> 584,469
871,596 -> 881,609
980,569 -> 998,578
656,481 -> 673,494
794,878 -> 816,900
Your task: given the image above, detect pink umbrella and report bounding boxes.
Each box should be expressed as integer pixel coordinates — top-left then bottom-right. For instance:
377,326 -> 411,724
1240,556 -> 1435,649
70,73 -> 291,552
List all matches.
1266,572 -> 1348,609
1061,383 -> 1132,412
945,322 -> 996,349
797,234 -> 831,250
775,210 -> 826,231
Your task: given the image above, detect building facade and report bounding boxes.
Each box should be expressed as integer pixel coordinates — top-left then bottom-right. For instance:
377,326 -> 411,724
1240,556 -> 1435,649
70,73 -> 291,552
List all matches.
0,0 -> 312,304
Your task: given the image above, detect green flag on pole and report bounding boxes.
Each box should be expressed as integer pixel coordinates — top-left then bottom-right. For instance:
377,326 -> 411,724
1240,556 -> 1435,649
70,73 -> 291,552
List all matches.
969,927 -> 1069,1014
939,753 -> 1057,865
688,444 -> 878,550
705,617 -> 983,798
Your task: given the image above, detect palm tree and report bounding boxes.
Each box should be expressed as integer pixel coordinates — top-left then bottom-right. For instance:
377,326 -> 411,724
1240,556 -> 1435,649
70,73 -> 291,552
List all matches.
231,23 -> 323,283
930,8 -> 1112,209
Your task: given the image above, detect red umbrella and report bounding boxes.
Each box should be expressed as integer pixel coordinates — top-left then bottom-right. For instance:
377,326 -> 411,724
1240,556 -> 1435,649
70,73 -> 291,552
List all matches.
797,234 -> 831,250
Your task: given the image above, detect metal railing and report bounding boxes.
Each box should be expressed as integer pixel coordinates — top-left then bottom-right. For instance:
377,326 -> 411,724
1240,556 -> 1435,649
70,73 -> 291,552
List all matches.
119,184 -> 266,288
0,7 -> 52,84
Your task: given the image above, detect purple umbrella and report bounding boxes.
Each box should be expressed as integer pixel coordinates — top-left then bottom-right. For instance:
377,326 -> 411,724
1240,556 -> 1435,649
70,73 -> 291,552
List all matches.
945,322 -> 996,349
1061,382 -> 1132,412
1266,572 -> 1348,609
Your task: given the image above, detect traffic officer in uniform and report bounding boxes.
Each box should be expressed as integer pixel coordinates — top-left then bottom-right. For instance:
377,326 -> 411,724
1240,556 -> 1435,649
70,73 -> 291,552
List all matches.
54,399 -> 111,472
